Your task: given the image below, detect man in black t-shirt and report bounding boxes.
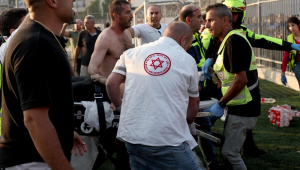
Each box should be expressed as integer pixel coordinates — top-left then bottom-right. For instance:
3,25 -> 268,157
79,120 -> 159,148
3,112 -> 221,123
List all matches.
74,15 -> 101,76
0,0 -> 86,169
206,4 -> 260,170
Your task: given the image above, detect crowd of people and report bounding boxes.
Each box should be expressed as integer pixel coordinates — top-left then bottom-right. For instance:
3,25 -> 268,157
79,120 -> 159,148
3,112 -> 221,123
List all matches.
0,0 -> 300,170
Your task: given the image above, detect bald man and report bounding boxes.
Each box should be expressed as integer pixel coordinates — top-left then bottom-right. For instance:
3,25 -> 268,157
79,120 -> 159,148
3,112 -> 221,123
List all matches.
0,0 -> 85,169
127,5 -> 167,46
106,21 -> 201,170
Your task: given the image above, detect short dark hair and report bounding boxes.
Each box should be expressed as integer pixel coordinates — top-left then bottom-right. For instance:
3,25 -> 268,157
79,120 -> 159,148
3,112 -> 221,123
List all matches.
206,3 -> 232,21
0,8 -> 28,36
109,0 -> 130,21
202,13 -> 206,21
105,22 -> 110,28
287,16 -> 300,34
179,6 -> 198,22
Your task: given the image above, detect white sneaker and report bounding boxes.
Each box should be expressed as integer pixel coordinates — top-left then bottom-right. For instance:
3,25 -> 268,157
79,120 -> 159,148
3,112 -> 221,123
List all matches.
221,109 -> 227,121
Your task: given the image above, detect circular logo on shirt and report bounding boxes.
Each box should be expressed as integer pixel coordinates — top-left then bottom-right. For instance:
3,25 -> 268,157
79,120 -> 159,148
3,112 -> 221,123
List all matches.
80,122 -> 94,134
144,53 -> 171,76
218,71 -> 225,81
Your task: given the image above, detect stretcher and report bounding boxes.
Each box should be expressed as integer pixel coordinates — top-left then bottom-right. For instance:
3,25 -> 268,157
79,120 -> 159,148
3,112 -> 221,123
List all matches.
195,99 -> 223,145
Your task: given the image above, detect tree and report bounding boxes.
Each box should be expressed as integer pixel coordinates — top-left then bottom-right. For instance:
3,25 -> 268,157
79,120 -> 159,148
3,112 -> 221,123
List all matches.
101,0 -> 114,19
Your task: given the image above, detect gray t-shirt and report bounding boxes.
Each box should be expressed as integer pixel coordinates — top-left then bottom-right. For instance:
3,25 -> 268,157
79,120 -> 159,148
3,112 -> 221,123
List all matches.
133,23 -> 167,46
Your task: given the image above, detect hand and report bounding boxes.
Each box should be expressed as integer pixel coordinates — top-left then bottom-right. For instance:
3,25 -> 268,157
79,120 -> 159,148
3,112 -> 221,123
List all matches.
204,72 -> 213,80
291,44 -> 300,51
209,101 -> 224,120
202,58 -> 214,80
71,131 -> 87,156
212,74 -> 221,89
281,75 -> 287,86
188,123 -> 196,136
91,74 -> 107,84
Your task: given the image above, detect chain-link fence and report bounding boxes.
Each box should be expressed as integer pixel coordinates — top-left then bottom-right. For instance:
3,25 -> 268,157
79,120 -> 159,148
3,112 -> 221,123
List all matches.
132,0 -> 184,25
245,0 -> 300,72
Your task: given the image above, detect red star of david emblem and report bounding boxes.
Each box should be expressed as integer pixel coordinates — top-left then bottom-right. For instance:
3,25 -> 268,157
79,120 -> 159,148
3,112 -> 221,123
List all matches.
150,58 -> 164,70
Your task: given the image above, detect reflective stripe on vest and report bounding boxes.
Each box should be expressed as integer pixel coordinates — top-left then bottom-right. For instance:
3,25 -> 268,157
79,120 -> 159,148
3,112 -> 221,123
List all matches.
223,78 -> 258,91
287,34 -> 297,71
192,33 -> 206,68
213,29 -> 253,106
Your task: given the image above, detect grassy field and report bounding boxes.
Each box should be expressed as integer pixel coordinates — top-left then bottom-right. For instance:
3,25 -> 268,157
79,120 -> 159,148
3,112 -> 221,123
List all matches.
203,79 -> 300,170
98,79 -> 300,170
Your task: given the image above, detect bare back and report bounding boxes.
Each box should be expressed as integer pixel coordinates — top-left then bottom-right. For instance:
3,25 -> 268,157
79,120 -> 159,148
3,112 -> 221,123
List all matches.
89,27 -> 133,78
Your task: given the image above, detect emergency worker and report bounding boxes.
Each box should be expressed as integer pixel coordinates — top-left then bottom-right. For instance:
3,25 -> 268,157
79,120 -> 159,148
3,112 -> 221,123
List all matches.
205,3 -> 260,169
202,0 -> 300,157
281,16 -> 300,88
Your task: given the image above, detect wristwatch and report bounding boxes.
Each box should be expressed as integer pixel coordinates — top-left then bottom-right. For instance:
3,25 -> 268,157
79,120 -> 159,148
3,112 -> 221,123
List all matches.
218,101 -> 226,108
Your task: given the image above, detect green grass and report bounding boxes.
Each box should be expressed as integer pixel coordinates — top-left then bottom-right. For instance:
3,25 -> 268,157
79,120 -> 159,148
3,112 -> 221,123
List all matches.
209,79 -> 300,170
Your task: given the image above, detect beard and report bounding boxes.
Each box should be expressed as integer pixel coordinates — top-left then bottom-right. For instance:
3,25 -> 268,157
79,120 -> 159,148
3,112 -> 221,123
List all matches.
119,17 -> 132,29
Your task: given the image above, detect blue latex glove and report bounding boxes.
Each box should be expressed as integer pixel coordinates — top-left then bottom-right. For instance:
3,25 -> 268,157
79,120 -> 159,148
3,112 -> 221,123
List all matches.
281,75 -> 287,86
291,44 -> 300,52
202,58 -> 214,80
209,101 -> 224,120
204,72 -> 213,80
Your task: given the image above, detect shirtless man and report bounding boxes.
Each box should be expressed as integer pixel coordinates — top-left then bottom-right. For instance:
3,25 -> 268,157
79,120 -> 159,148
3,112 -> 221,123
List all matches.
86,1 -> 132,169
88,0 -> 133,85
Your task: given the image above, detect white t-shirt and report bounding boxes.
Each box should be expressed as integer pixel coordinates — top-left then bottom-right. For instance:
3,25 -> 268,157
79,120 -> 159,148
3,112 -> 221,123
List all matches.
0,28 -> 18,64
133,23 -> 167,46
113,37 -> 199,149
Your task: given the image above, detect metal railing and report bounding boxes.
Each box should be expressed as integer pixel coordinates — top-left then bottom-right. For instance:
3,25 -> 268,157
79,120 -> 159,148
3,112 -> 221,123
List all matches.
244,0 -> 300,72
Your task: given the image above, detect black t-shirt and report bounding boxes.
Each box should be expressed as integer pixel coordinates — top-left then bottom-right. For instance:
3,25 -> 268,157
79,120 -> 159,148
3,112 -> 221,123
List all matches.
77,29 -> 101,66
223,34 -> 260,117
0,19 -> 74,167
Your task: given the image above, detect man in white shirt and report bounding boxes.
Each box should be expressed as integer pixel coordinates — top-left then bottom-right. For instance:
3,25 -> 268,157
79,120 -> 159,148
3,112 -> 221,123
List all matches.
106,21 -> 201,170
127,5 -> 167,46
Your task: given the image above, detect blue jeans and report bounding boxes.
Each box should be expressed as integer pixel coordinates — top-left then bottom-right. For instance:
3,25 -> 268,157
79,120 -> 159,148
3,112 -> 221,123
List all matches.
125,142 -> 201,170
294,61 -> 300,88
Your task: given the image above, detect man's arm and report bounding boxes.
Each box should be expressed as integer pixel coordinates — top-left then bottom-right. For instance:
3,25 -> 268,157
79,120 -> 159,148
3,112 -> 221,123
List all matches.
88,33 -> 111,82
60,23 -> 70,37
220,71 -> 248,104
106,73 -> 125,108
242,25 -> 292,51
73,46 -> 81,71
125,28 -> 135,38
73,32 -> 83,71
187,97 -> 200,124
24,107 -> 73,170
